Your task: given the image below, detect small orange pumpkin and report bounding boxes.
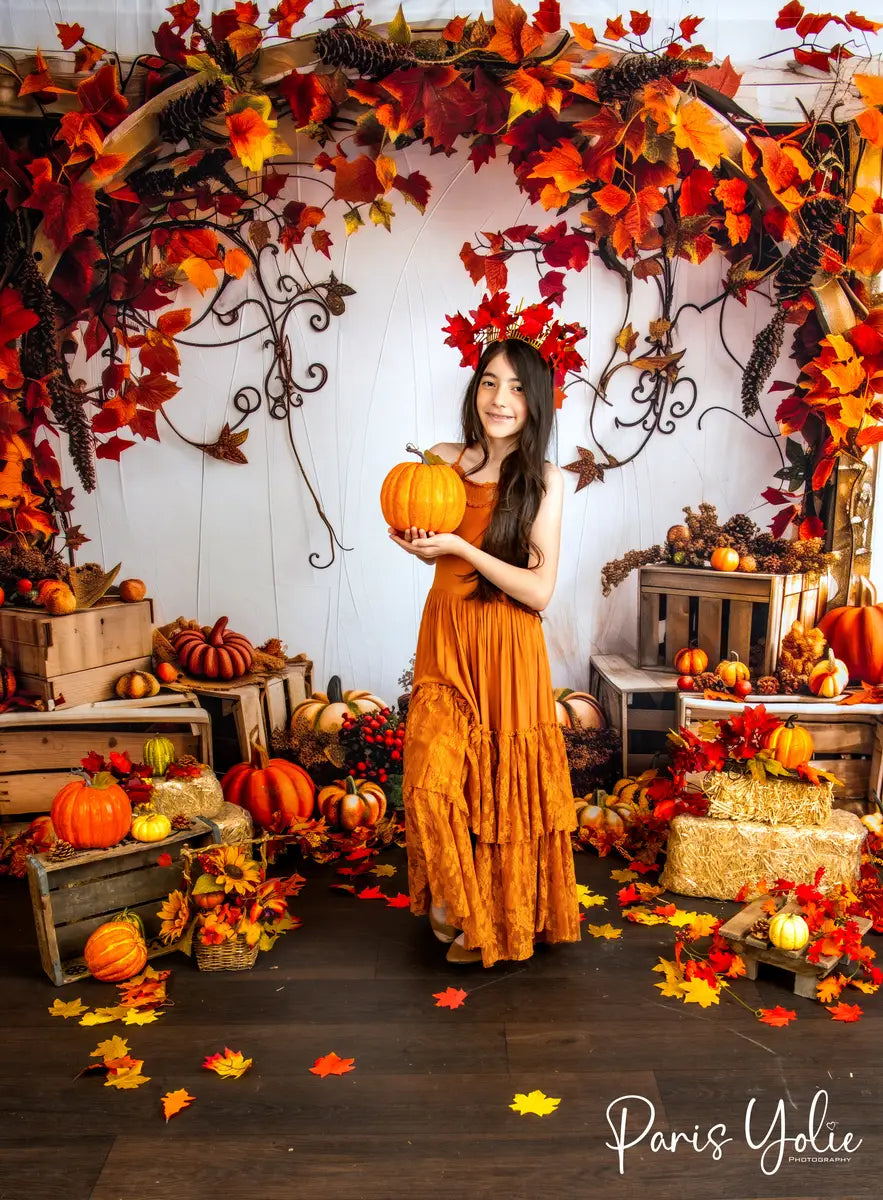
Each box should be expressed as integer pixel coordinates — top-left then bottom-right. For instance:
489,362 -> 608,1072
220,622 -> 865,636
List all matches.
808,648 -> 849,698
715,651 -> 750,688
42,581 -> 77,614
553,688 -> 606,730
119,578 -> 147,602
50,772 -> 132,849
84,912 -> 147,982
381,444 -> 467,535
763,717 -> 814,769
673,645 -> 708,675
317,775 -> 387,831
710,546 -> 740,572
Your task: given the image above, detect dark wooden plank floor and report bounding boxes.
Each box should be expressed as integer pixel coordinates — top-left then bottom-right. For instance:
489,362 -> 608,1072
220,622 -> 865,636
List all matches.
1,846 -> 881,1200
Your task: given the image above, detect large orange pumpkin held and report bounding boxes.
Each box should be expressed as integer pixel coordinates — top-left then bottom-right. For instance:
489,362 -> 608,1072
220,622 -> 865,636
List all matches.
380,444 -> 466,534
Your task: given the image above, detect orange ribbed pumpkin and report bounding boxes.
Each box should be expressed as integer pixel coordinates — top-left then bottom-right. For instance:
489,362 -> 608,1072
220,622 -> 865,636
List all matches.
818,604 -> 883,684
317,775 -> 387,831
221,743 -> 316,829
84,912 -> 147,982
50,773 -> 132,849
171,616 -> 254,680
763,717 -> 814,769
380,444 -> 467,534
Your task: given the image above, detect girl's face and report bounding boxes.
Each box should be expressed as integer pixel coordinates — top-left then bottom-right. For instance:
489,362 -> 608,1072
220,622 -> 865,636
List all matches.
476,349 -> 528,446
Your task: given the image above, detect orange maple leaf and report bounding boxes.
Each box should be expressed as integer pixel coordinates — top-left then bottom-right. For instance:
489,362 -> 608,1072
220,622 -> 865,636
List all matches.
223,248 -> 251,279
486,0 -> 545,62
847,213 -> 883,277
854,73 -> 883,108
856,106 -> 883,149
162,1088 -> 196,1121
570,21 -> 596,49
309,1051 -> 356,1077
605,15 -> 628,39
433,986 -> 468,1009
672,99 -> 728,169
816,974 -> 846,1003
528,142 -> 588,194
827,1001 -> 862,1022
758,1006 -> 797,1027
594,183 -> 631,214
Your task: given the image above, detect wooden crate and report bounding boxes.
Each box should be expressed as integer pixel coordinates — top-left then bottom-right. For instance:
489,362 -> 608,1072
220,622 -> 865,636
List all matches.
589,654 -> 680,779
0,598 -> 154,708
183,658 -> 312,772
719,895 -> 872,999
26,820 -> 218,986
0,694 -> 212,822
637,566 -> 825,676
677,694 -> 883,807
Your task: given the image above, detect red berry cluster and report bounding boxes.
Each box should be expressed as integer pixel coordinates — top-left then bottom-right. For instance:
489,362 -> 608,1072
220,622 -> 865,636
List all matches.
337,706 -> 405,786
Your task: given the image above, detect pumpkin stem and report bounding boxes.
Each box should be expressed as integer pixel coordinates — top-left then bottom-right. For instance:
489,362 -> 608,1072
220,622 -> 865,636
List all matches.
209,616 -> 229,646
727,650 -> 740,662
116,909 -> 146,936
249,742 -> 270,770
784,715 -> 799,729
405,442 -> 428,465
345,775 -> 358,793
327,675 -> 344,704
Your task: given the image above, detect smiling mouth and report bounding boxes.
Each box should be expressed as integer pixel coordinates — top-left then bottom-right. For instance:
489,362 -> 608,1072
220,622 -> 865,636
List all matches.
488,414 -> 512,422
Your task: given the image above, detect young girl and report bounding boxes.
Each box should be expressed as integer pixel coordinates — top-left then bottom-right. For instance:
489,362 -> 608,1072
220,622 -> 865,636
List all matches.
388,336 -> 580,966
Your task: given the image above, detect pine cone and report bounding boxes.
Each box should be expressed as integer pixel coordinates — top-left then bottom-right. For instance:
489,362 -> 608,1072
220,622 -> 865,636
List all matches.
721,513 -> 760,547
756,675 -> 780,695
777,667 -> 808,694
776,239 -> 824,303
742,308 -> 786,417
176,755 -> 200,768
158,80 -> 226,145
315,27 -> 417,78
595,54 -> 695,103
801,195 -> 845,238
171,815 -> 193,830
49,840 -> 76,861
694,671 -> 720,690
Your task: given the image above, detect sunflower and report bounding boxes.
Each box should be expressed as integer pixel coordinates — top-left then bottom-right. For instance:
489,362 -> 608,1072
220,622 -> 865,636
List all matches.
157,889 -> 192,944
205,845 -> 262,895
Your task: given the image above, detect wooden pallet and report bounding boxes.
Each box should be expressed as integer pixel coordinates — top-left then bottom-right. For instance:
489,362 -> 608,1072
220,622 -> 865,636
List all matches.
26,819 -> 219,986
719,895 -> 872,999
637,566 -> 825,676
0,598 -> 154,708
677,694 -> 883,807
589,654 -> 680,778
0,693 -> 212,822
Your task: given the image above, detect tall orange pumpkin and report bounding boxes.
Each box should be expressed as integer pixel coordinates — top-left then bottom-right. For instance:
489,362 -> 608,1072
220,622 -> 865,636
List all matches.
380,444 -> 467,534
84,912 -> 147,982
221,743 -> 316,829
50,772 -> 132,849
818,604 -> 883,684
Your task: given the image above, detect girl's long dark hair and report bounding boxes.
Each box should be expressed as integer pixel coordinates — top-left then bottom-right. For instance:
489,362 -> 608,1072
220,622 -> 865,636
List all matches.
457,338 -> 555,611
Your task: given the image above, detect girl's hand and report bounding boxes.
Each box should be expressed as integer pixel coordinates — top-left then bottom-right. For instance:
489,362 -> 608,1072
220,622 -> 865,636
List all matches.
388,526 -> 464,562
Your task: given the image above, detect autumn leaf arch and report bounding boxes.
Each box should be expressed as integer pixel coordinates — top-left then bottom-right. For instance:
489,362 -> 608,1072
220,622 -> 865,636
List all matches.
2,0 -> 883,579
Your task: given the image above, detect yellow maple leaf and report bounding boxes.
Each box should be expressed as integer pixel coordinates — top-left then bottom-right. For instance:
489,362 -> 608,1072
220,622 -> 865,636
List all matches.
162,1088 -> 196,1122
105,1066 -> 151,1090
672,99 -> 727,170
369,198 -> 394,231
226,94 -> 290,174
655,977 -> 687,999
375,154 -> 397,193
124,1008 -> 163,1025
816,974 -> 846,1003
91,1036 -> 130,1062
509,1089 -> 561,1117
651,957 -> 681,984
582,893 -> 606,908
570,21 -> 596,50
203,1047 -> 253,1079
848,186 -> 879,215
609,868 -> 638,882
847,213 -> 883,277
371,864 -> 397,877
343,208 -> 363,236
686,913 -> 720,938
627,908 -> 668,925
587,923 -> 621,939
665,908 -> 702,928
80,1006 -> 129,1025
850,979 -> 879,994
680,977 -> 724,1007
575,883 -> 605,908
180,255 -> 219,295
48,998 -> 87,1019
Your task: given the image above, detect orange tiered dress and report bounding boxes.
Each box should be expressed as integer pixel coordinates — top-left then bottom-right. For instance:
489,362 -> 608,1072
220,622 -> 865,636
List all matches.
403,448 -> 580,967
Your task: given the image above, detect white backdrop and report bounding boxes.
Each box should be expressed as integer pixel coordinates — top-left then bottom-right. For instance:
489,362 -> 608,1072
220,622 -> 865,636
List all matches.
6,1 -> 882,702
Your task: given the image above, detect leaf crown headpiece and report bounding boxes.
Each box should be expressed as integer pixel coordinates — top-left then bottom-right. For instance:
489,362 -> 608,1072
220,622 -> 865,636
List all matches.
442,291 -> 587,402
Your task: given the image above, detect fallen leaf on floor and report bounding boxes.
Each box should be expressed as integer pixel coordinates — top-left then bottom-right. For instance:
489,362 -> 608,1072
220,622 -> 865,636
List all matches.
385,893 -> 411,908
509,1090 -> 561,1117
336,864 -> 373,877
162,1088 -> 196,1121
586,923 -> 621,939
356,885 -> 386,900
576,883 -> 604,907
331,883 -> 355,893
433,987 -> 467,1009
345,846 -> 377,861
827,1002 -> 862,1022
124,1008 -> 163,1025
371,864 -> 397,877
609,868 -> 639,882
118,975 -> 168,1008
680,977 -> 723,1007
91,1036 -> 129,1061
309,1051 -> 355,1077
758,1006 -> 797,1027
105,1063 -> 150,1089
203,1048 -> 254,1078
816,975 -> 845,1004
48,998 -> 87,1019
849,979 -> 878,994
80,1006 -> 130,1025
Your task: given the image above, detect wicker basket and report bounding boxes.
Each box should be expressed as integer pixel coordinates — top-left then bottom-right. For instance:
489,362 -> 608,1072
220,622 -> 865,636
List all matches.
194,933 -> 258,971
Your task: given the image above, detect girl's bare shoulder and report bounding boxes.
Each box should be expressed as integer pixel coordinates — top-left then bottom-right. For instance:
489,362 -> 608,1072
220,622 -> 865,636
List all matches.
427,441 -> 464,463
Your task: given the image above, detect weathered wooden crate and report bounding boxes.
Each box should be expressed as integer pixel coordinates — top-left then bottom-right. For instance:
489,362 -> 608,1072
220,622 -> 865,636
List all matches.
183,658 -> 312,772
638,565 -> 825,676
26,819 -> 219,986
0,597 -> 154,708
677,694 -> 883,808
719,895 -> 872,999
0,694 -> 212,822
589,654 -> 680,779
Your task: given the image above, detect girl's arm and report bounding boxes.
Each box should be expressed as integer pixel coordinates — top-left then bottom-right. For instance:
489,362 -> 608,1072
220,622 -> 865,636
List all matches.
458,464 -> 564,611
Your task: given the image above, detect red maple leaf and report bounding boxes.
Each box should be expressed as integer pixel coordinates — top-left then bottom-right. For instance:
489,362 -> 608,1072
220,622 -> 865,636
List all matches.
827,1001 -> 862,1022
679,16 -> 703,40
392,171 -> 431,213
95,434 -> 136,461
356,885 -> 386,900
533,0 -> 561,34
157,852 -> 173,868
108,750 -> 132,774
277,71 -> 333,128
630,10 -> 651,35
758,1006 -> 798,1027
385,893 -> 411,908
433,986 -> 467,1009
776,1 -> 805,29
309,1051 -> 355,1077
470,66 -> 511,137
81,751 -> 105,774
77,64 -> 128,130
332,155 -> 381,205
605,15 -> 628,39
23,176 -> 98,253
56,22 -> 85,49
486,0 -> 545,61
